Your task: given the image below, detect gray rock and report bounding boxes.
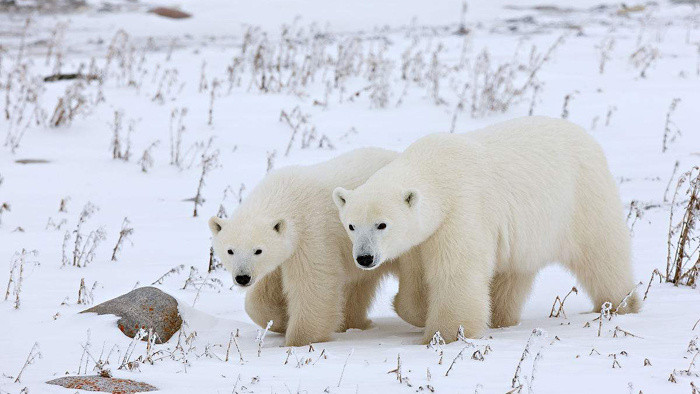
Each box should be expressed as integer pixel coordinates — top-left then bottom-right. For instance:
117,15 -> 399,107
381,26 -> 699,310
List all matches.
47,375 -> 157,392
82,286 -> 182,343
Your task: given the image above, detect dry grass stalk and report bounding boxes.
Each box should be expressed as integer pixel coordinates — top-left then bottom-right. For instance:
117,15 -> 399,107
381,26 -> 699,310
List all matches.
76,278 -> 97,305
266,150 -> 276,173
151,264 -> 185,285
181,266 -> 223,292
597,37 -> 615,74
630,44 -> 659,78
255,320 -> 273,357
66,203 -> 106,268
109,110 -> 135,161
225,331 -> 245,364
643,269 -> 664,300
470,35 -> 564,118
337,348 -> 354,387
610,353 -> 622,369
50,81 -> 86,128
662,98 -> 681,153
138,140 -> 159,173
666,167 -> 700,286
472,349 -> 485,361
549,286 -> 578,318
216,183 -> 246,218
613,326 -> 642,338
119,329 -> 147,371
111,217 -> 134,261
605,105 -> 617,127
4,60 -> 47,152
45,217 -> 67,231
14,342 -> 41,383
207,78 -> 220,126
614,283 -> 641,314
597,302 -> 613,337
207,246 -> 218,273
664,161 -> 681,203
280,107 -> 308,156
511,328 -> 546,392
5,249 -> 38,309
58,196 -> 70,213
191,270 -> 212,307
193,142 -> 220,217
169,108 -> 188,168
449,82 -> 469,133
560,91 -> 578,119
0,202 -> 9,226
387,353 -> 403,382
527,83 -> 541,116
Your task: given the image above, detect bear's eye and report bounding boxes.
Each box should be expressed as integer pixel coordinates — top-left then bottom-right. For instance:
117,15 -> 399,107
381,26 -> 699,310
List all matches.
348,224 -> 355,231
377,223 -> 387,230
254,249 -> 263,255
227,249 -> 234,255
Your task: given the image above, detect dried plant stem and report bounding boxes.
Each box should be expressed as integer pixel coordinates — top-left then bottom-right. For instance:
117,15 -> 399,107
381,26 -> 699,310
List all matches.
549,287 -> 578,318
643,269 -> 664,301
337,348 -> 354,387
111,217 -> 134,261
663,161 -> 680,203
14,342 -> 41,383
445,345 -> 471,376
193,142 -> 219,217
387,353 -> 403,382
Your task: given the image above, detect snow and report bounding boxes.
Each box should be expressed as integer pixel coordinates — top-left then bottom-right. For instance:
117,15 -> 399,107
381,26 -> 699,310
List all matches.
1,0 -> 700,393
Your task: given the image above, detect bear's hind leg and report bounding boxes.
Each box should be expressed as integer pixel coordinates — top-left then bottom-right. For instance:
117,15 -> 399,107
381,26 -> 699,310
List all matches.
245,267 -> 288,334
566,237 -> 639,314
489,270 -> 535,328
568,162 -> 640,314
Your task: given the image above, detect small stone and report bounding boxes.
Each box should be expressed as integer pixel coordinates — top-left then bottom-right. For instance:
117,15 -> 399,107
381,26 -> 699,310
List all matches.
47,375 -> 157,392
82,286 -> 182,343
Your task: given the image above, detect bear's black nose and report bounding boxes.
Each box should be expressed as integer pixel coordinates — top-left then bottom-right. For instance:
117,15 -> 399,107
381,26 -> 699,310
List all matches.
356,255 -> 374,267
235,275 -> 251,286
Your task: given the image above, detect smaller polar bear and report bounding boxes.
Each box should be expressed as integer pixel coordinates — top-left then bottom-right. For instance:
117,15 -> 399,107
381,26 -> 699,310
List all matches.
333,116 -> 639,344
209,148 -> 419,347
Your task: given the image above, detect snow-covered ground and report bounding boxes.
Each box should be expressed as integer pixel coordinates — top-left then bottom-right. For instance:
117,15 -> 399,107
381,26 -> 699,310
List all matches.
1,0 -> 700,393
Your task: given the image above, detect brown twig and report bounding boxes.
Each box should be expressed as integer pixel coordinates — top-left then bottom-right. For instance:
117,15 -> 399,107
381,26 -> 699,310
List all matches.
549,287 -> 578,318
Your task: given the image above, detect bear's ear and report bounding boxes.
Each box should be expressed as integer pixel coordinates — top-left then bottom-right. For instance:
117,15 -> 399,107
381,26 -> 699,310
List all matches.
273,220 -> 285,234
403,189 -> 419,208
332,187 -> 349,210
209,216 -> 224,235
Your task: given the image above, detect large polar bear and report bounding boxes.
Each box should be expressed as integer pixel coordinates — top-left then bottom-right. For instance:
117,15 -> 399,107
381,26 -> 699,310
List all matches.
209,148 -> 420,347
333,116 -> 639,344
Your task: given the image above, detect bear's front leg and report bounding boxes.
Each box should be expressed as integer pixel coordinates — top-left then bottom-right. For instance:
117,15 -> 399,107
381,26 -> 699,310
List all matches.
392,248 -> 428,328
340,276 -> 380,331
245,267 -> 288,334
421,244 -> 493,344
282,261 -> 343,347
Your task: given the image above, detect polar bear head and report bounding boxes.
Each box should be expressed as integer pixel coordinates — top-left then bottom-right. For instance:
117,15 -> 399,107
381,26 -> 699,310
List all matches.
333,185 -> 425,270
209,214 -> 297,287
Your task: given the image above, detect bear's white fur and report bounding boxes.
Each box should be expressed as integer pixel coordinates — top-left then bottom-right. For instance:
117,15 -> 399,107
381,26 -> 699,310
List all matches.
333,116 -> 639,344
209,148 -> 420,347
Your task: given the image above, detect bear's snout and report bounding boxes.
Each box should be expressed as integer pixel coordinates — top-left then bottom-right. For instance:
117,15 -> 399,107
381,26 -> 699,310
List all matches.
235,275 -> 251,286
356,255 -> 374,268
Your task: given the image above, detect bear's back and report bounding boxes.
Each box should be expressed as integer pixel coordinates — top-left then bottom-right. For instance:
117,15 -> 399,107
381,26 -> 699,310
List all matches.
238,148 -> 398,222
